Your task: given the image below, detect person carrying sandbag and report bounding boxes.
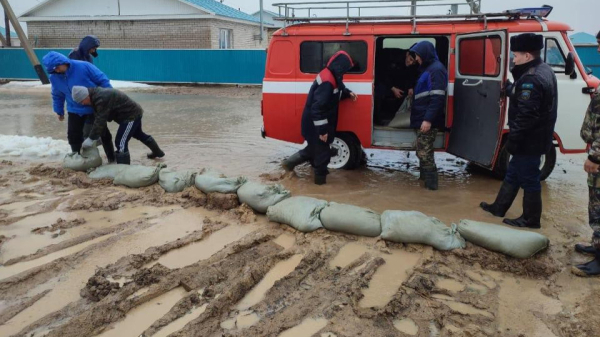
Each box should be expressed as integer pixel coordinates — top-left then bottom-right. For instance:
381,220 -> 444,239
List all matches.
71,86 -> 165,164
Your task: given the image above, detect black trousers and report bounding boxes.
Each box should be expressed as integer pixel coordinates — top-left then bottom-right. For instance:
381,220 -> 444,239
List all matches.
68,113 -> 114,160
115,116 -> 151,153
298,138 -> 331,176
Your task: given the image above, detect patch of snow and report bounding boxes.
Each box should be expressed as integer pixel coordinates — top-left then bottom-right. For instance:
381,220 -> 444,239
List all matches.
0,80 -> 154,89
0,135 -> 71,160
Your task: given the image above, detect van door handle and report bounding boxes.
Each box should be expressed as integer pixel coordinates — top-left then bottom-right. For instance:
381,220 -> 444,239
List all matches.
463,79 -> 483,87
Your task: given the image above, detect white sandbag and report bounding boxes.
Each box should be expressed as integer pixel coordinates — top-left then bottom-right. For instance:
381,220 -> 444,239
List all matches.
266,196 -> 328,233
159,169 -> 196,193
237,181 -> 291,213
387,97 -> 412,128
381,211 -> 465,251
320,202 -> 381,237
457,220 -> 549,259
88,164 -> 129,180
114,163 -> 166,188
62,146 -> 102,172
194,169 -> 246,194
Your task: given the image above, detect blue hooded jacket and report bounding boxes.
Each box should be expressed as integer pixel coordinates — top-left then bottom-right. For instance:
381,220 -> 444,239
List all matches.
410,41 -> 448,128
68,35 -> 100,63
42,51 -> 112,116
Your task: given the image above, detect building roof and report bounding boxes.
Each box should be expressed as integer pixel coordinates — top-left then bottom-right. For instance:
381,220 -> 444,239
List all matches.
570,32 -> 598,46
184,0 -> 259,23
0,26 -> 18,38
252,9 -> 282,17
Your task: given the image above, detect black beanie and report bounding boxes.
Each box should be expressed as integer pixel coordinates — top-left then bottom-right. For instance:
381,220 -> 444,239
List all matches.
510,33 -> 544,53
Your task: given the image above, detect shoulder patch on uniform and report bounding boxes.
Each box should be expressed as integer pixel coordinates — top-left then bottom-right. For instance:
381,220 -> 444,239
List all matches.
520,90 -> 531,100
521,83 -> 534,89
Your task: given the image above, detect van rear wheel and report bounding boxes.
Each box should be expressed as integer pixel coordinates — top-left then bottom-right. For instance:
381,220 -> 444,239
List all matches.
328,132 -> 363,170
492,142 -> 557,181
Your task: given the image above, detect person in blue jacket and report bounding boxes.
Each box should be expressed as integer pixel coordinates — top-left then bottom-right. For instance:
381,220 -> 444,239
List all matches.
410,41 -> 448,190
281,51 -> 357,185
68,35 -> 100,64
42,51 -> 114,161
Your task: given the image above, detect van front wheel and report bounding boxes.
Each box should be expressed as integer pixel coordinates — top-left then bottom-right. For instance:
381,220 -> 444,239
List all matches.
492,143 -> 557,181
328,132 -> 363,170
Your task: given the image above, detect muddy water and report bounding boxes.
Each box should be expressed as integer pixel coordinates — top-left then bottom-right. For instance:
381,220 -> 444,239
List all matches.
154,303 -> 208,337
393,318 -> 419,335
98,287 -> 188,337
237,254 -> 304,311
278,317 -> 328,337
0,207 -> 214,337
273,233 -> 296,250
151,224 -> 256,269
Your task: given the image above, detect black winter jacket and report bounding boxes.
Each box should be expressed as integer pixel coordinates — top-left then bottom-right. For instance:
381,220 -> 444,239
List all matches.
88,87 -> 144,140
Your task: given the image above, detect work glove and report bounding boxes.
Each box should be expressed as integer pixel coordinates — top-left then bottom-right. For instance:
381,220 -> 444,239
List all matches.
503,79 -> 514,97
82,137 -> 95,149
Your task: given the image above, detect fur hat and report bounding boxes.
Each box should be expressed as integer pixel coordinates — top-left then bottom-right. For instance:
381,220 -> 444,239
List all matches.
510,33 -> 544,53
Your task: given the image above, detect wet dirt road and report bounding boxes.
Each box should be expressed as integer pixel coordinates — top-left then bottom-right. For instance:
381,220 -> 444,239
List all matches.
0,85 -> 597,337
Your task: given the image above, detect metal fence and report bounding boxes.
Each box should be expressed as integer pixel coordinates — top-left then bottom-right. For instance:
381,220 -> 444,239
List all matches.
0,48 -> 267,84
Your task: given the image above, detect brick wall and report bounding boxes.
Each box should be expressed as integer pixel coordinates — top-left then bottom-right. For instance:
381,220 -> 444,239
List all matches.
27,18 -> 267,49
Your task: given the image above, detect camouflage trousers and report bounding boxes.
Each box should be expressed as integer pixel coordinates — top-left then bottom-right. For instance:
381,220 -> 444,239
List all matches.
588,178 -> 600,234
416,129 -> 438,170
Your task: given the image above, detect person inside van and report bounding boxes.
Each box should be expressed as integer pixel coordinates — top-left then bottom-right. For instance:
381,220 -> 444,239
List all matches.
374,48 -> 419,125
409,41 -> 448,190
572,30 -> 600,277
480,33 -> 557,230
281,51 -> 358,185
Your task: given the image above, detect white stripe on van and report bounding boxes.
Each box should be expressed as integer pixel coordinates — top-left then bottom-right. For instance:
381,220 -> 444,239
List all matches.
263,81 -> 372,95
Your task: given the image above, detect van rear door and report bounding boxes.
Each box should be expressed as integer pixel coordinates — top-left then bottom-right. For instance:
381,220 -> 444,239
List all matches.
447,30 -> 508,167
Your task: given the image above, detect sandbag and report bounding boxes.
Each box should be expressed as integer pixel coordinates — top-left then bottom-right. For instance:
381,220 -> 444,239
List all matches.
159,169 -> 196,193
381,211 -> 465,251
387,97 -> 412,128
266,196 -> 327,233
88,164 -> 129,180
237,181 -> 291,213
194,169 -> 246,194
114,163 -> 166,188
62,146 -> 102,172
457,220 -> 549,258
320,202 -> 381,237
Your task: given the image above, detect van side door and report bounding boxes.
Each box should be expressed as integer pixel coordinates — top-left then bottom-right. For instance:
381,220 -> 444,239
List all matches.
447,30 -> 509,167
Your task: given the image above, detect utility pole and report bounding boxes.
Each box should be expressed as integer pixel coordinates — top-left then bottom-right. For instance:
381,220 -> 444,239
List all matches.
4,12 -> 10,46
259,0 -> 264,42
0,0 -> 49,84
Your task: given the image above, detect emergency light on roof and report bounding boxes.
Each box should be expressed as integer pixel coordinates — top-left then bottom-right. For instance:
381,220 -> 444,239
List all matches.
505,6 -> 553,18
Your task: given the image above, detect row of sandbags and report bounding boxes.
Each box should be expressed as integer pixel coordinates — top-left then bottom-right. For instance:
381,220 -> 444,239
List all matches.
266,196 -> 549,258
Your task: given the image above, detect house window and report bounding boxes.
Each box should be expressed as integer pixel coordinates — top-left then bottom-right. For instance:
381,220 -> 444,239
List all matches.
458,35 -> 502,77
300,41 -> 368,74
219,29 -> 233,49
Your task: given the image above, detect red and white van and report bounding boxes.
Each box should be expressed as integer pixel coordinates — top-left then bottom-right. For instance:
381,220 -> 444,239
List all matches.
261,3 -> 599,179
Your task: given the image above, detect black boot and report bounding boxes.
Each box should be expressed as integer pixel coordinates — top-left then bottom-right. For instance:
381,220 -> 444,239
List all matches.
282,152 -> 307,171
103,142 -> 115,163
572,252 -> 600,277
115,151 -> 131,165
480,182 -> 520,217
143,136 -> 165,159
575,244 -> 597,256
314,175 -> 326,185
423,168 -> 438,190
503,190 -> 542,229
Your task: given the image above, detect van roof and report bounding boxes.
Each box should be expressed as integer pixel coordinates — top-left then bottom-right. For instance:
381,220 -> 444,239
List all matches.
273,19 -> 571,37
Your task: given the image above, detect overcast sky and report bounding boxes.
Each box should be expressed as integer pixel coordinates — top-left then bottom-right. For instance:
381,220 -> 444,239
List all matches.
1,0 -> 598,36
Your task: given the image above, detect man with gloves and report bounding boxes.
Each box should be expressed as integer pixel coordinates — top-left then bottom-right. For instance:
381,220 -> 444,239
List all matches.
281,51 -> 358,185
409,41 -> 448,190
480,33 -> 558,229
42,51 -> 115,162
71,86 -> 165,164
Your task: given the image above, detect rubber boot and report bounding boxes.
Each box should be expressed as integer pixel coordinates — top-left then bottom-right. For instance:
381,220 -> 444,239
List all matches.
423,168 -> 438,191
282,152 -> 307,171
575,244 -> 597,256
572,237 -> 600,277
314,175 -> 326,185
143,136 -> 165,159
503,190 -> 542,229
104,142 -> 116,163
480,182 -> 520,217
115,151 -> 131,165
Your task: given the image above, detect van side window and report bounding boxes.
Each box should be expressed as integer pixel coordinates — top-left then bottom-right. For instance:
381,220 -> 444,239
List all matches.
544,38 -> 566,70
458,35 -> 501,77
300,41 -> 367,74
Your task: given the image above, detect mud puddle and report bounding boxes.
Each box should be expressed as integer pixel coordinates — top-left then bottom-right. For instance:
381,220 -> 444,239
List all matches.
278,317 -> 328,337
98,287 -> 188,337
393,317 -> 419,335
154,303 -> 208,337
150,223 -> 256,269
